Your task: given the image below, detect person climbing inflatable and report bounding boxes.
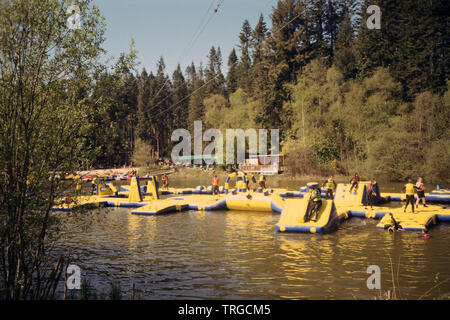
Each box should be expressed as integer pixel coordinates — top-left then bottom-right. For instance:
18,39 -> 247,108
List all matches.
349,173 -> 359,193
383,213 -> 403,233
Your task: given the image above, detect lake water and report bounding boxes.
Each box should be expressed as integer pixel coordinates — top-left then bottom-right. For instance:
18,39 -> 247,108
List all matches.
60,179 -> 450,300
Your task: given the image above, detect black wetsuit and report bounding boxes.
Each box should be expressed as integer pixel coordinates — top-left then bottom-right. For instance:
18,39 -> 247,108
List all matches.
309,189 -> 322,220
349,176 -> 359,192
366,182 -> 376,208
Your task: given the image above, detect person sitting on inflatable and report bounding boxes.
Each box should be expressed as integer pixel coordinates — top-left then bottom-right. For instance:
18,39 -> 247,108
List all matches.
384,213 -> 403,233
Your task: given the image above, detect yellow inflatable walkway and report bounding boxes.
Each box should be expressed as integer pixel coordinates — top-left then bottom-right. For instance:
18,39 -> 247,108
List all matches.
131,193 -> 284,215
52,196 -> 107,211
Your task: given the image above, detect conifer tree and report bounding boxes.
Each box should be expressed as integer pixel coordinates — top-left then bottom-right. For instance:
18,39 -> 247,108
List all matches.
188,63 -> 206,131
334,6 -> 357,79
251,14 -> 269,63
171,64 -> 189,129
237,19 -> 252,93
226,48 -> 239,94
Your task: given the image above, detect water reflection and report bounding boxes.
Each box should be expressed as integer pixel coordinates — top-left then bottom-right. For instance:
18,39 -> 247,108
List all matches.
60,204 -> 450,299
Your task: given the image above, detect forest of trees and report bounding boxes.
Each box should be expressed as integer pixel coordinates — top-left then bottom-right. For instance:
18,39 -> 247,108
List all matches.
86,0 -> 449,184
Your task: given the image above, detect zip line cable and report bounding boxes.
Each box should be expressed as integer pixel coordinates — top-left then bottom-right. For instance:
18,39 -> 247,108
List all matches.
151,9 -> 303,121
144,0 -> 277,117
188,0 -> 225,54
150,0 -> 223,102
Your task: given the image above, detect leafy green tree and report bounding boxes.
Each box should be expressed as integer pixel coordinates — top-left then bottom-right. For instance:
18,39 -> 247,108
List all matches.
0,0 -> 105,299
132,138 -> 154,167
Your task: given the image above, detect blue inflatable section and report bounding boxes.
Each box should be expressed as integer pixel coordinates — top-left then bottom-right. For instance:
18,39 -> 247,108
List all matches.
348,210 -> 388,219
105,201 -> 148,208
270,201 -> 283,213
388,195 -> 450,203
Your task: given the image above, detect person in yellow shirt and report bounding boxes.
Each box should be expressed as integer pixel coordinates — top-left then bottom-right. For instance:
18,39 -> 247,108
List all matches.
403,179 -> 416,213
322,175 -> 337,199
91,176 -> 98,195
75,179 -> 82,196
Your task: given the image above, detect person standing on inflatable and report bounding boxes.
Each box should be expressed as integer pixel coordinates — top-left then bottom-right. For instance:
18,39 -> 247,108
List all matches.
323,175 -> 337,199
212,175 -> 220,195
91,176 -> 98,195
365,179 -> 377,210
403,179 -> 416,213
415,177 -> 427,208
349,173 -> 359,193
309,186 -> 322,222
75,179 -> 82,196
259,174 -> 266,189
162,173 -> 169,190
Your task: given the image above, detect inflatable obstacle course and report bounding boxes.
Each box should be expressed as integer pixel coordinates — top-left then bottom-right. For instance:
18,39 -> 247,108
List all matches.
52,176 -> 450,234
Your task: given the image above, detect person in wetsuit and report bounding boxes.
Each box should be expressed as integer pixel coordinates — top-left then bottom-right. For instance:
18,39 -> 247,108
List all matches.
309,186 -> 322,222
403,179 -> 416,213
384,213 -> 403,233
349,173 -> 359,193
365,179 -> 377,210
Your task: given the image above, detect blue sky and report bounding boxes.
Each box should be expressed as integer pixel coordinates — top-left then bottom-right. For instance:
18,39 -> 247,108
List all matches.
93,0 -> 276,75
